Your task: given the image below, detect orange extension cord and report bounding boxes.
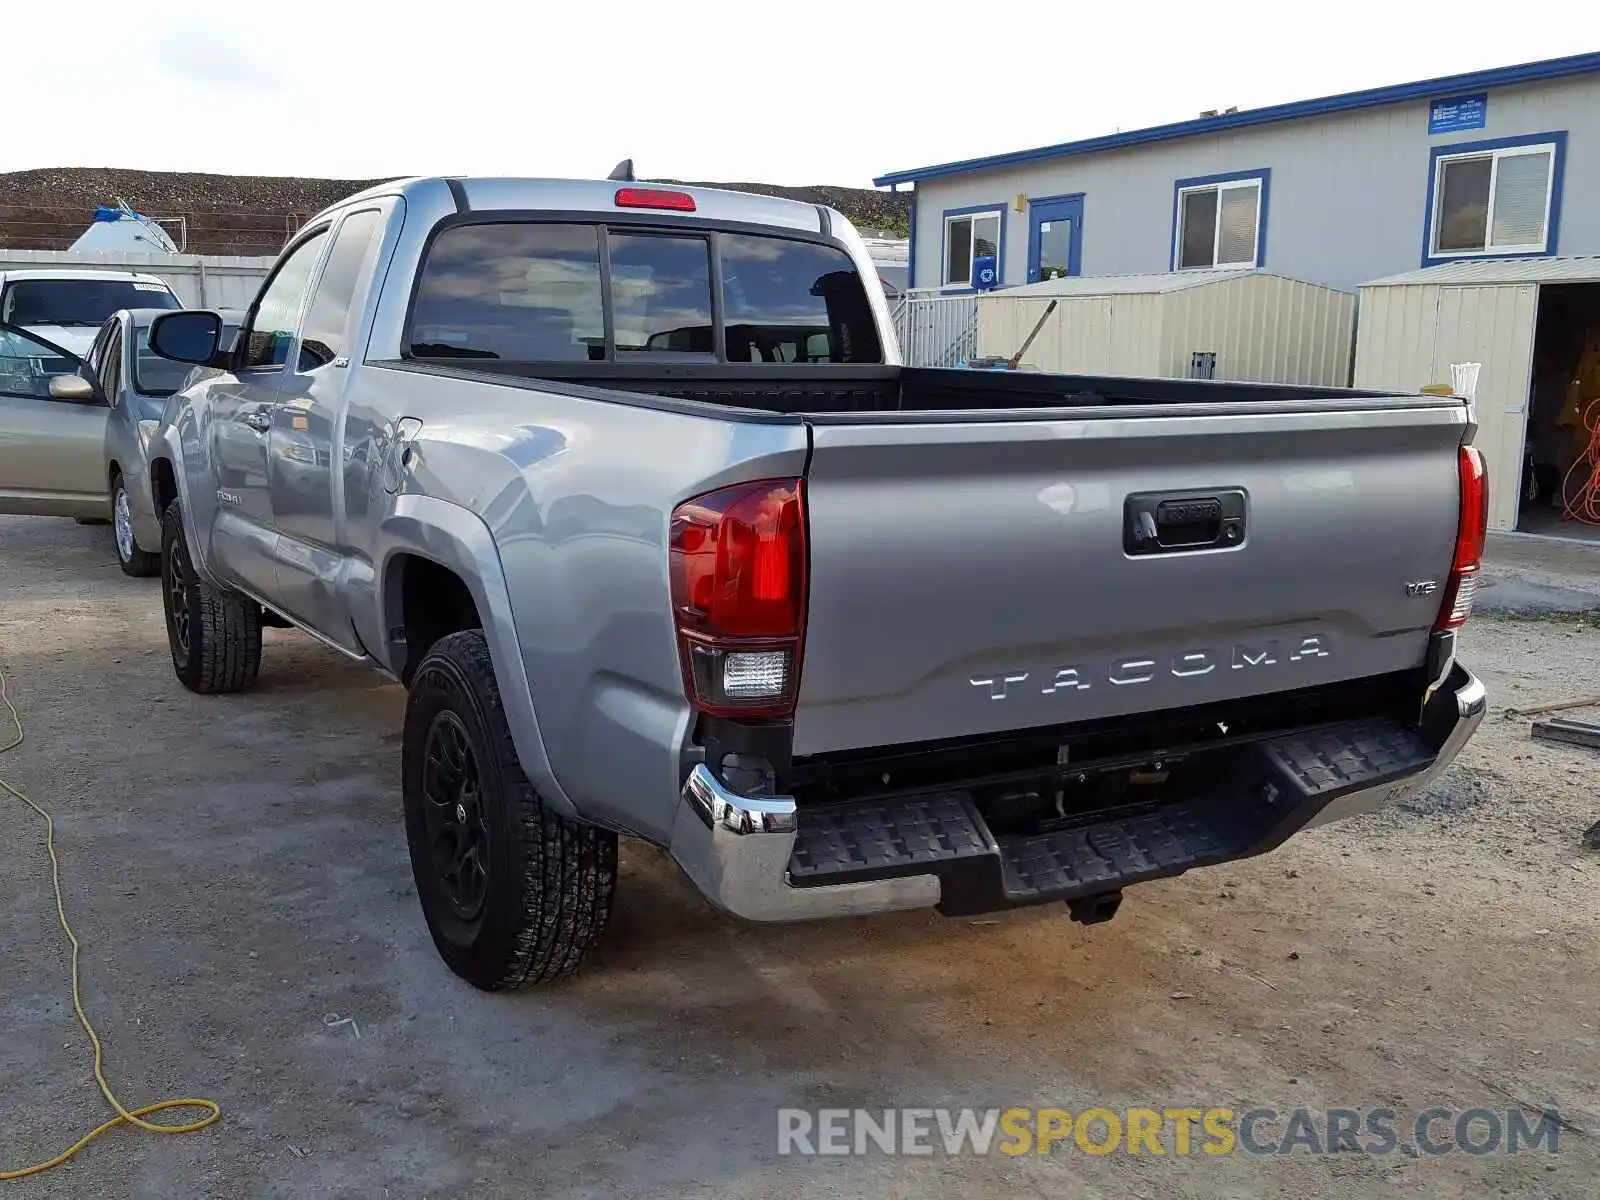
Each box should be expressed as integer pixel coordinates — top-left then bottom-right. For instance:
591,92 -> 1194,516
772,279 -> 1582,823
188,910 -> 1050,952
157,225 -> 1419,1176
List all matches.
1561,397 -> 1600,527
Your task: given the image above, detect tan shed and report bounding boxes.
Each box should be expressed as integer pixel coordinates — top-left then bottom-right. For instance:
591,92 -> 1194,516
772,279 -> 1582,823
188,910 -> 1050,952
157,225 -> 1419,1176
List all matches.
1356,258 -> 1600,536
975,270 -> 1357,386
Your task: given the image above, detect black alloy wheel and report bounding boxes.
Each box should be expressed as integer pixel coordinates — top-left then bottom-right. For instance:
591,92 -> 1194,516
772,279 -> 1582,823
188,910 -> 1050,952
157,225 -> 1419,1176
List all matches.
420,710 -> 490,921
164,530 -> 193,657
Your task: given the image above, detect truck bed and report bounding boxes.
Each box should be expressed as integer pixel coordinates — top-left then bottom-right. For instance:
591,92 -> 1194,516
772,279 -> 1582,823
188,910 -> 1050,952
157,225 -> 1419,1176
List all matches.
380,356 -> 1468,761
385,360 -> 1406,417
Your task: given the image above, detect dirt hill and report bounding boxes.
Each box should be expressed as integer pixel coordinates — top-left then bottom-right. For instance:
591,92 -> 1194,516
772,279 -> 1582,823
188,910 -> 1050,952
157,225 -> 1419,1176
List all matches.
0,168 -> 909,256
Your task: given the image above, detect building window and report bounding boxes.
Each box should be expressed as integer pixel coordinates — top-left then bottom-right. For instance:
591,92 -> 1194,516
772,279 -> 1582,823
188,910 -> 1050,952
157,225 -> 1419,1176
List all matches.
1173,173 -> 1266,270
1429,136 -> 1561,259
943,208 -> 1002,287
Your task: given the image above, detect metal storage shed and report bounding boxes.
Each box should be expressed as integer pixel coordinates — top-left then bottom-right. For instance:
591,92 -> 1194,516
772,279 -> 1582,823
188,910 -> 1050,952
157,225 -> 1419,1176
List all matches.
975,270 -> 1357,386
1355,257 -> 1600,534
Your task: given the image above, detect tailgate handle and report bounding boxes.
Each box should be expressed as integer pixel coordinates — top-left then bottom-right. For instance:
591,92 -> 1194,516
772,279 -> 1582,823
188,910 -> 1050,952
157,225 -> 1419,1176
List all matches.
1125,489 -> 1246,555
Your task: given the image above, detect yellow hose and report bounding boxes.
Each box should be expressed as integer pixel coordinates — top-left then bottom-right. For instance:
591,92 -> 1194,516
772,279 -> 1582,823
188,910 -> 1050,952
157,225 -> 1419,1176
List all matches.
0,665 -> 220,1181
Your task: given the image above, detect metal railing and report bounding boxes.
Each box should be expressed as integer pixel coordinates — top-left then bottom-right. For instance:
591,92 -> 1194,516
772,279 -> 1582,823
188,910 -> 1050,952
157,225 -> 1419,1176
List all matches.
891,289 -> 980,367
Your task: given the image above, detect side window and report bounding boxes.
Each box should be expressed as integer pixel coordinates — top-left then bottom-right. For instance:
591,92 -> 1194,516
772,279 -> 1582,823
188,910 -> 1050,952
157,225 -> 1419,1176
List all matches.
99,327 -> 124,403
242,229 -> 330,371
0,328 -> 82,400
297,210 -> 383,370
1174,175 -> 1265,270
943,210 -> 1001,287
1429,139 -> 1559,258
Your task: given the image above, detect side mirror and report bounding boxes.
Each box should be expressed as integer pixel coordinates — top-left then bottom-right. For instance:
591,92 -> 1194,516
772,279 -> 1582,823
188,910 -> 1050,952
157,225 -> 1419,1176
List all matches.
149,310 -> 223,366
48,374 -> 99,403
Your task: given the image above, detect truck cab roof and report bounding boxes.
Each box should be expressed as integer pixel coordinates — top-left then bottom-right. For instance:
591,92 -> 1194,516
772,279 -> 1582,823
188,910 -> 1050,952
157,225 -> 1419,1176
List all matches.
308,176 -> 834,236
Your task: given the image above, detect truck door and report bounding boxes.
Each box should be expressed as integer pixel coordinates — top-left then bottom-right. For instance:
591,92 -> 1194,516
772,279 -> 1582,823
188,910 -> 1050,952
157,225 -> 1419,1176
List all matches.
0,326 -> 107,518
263,204 -> 389,651
206,226 -> 332,598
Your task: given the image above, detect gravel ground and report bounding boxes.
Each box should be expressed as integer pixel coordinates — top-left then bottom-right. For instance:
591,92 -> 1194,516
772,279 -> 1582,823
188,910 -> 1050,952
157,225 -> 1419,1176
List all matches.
1,515 -> 1598,1199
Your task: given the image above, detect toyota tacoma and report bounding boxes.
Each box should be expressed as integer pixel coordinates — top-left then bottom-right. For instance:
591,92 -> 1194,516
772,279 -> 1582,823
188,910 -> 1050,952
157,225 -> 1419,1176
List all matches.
140,175 -> 1488,989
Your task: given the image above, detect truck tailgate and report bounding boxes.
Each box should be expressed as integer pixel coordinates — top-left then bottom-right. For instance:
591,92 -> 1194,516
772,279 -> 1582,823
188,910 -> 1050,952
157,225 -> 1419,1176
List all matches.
793,400 -> 1467,757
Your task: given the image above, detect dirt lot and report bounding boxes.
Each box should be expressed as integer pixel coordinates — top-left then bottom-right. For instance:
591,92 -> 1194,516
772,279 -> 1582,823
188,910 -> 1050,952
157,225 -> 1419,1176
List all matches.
2,515 -> 1598,1199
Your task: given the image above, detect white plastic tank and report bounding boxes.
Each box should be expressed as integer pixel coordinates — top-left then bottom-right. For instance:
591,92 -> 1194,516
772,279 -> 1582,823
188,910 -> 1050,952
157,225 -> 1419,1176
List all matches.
68,204 -> 180,254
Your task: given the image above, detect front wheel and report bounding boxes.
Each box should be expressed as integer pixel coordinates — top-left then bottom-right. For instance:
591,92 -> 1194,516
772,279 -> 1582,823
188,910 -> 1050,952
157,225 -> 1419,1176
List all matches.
113,473 -> 158,577
403,630 -> 617,990
160,500 -> 262,693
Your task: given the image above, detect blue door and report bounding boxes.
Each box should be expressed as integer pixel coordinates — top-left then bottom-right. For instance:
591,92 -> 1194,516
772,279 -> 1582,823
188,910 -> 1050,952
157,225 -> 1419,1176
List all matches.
1026,195 -> 1084,283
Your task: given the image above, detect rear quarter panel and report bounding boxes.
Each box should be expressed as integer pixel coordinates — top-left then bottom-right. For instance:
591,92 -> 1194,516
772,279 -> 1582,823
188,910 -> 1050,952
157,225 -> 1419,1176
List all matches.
346,365 -> 810,842
338,181 -> 885,840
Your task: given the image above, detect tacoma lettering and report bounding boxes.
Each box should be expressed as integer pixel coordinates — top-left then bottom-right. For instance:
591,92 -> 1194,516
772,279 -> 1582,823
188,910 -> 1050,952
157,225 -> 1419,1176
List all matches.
972,636 -> 1335,700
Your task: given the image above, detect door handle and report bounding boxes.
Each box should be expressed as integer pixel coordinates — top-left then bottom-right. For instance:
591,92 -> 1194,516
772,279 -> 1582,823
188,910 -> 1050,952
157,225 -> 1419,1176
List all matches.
242,411 -> 272,434
1124,489 -> 1247,555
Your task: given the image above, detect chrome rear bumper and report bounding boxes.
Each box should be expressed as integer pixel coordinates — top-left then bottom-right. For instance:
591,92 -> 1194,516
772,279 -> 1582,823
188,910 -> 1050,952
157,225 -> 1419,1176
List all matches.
1304,662 -> 1486,828
668,664 -> 1487,923
669,764 -> 940,920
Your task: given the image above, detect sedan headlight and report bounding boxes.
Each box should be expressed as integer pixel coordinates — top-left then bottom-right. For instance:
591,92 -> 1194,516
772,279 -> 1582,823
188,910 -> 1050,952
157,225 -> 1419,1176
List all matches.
137,420 -> 160,452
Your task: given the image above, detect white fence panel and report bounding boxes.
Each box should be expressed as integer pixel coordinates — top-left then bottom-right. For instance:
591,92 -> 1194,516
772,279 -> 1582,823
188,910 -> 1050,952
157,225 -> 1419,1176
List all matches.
892,290 -> 979,367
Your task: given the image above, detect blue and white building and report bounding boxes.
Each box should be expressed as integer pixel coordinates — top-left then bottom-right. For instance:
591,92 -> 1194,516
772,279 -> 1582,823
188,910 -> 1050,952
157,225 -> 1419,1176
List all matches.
877,52 -> 1600,296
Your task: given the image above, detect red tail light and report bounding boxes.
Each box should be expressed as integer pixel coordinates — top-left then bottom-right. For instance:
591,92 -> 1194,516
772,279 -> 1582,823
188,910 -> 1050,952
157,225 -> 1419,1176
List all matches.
670,479 -> 806,718
615,187 -> 696,212
1435,445 -> 1488,631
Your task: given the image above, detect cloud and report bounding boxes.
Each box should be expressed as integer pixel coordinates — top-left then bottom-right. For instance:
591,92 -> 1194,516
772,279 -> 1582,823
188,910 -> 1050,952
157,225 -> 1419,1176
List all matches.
145,25 -> 289,94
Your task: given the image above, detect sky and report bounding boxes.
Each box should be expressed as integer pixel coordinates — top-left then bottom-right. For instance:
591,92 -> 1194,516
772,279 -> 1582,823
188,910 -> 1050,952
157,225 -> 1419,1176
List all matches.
5,1 -> 1592,188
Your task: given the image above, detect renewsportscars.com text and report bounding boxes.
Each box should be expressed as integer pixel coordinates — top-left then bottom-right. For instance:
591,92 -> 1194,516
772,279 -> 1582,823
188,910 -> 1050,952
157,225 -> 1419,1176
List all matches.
777,1106 -> 1563,1158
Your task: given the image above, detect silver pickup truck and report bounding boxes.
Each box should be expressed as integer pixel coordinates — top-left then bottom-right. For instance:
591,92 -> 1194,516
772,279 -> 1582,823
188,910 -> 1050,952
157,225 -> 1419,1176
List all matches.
141,175 -> 1488,991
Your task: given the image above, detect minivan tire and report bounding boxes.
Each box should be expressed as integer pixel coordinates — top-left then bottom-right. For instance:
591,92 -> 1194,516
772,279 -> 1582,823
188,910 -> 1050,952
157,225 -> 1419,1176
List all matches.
160,500 -> 262,693
403,629 -> 616,990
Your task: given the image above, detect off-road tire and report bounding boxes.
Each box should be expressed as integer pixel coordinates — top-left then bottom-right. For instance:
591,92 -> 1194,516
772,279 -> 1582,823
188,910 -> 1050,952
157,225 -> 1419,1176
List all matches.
160,500 -> 262,693
403,630 -> 616,990
113,473 -> 159,577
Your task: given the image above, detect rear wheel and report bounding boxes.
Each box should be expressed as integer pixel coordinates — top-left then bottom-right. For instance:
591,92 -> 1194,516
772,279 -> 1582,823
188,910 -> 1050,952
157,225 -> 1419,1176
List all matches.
403,630 -> 616,990
113,473 -> 158,577
160,500 -> 262,693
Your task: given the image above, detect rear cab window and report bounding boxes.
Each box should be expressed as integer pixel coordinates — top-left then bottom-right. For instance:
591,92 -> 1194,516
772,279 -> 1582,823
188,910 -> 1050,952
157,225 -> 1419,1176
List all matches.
406,220 -> 882,365
721,235 -> 881,363
610,233 -> 713,357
